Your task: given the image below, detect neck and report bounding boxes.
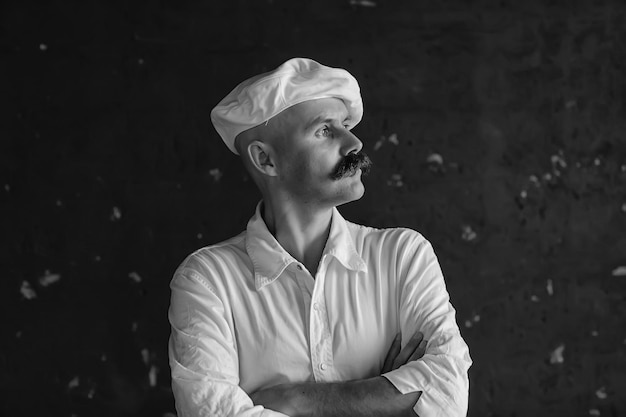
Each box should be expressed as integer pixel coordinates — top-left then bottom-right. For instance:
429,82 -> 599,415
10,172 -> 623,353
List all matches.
261,196 -> 333,277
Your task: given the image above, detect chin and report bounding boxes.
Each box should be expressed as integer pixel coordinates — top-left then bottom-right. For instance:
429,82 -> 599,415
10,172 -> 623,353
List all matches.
335,181 -> 366,206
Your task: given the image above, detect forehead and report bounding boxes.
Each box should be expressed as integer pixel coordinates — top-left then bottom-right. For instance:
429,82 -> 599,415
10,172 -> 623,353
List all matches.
284,97 -> 350,126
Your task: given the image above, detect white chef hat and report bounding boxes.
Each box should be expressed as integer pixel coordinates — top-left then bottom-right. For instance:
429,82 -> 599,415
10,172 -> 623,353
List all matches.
210,57 -> 363,154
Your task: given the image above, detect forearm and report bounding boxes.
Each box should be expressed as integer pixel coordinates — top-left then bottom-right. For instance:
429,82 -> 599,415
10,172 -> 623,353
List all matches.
254,376 -> 420,417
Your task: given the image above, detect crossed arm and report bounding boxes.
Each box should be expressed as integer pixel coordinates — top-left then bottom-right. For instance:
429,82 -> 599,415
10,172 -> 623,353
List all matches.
249,332 -> 428,417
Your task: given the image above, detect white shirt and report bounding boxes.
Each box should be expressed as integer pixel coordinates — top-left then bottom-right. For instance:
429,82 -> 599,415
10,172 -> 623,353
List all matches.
168,201 -> 472,417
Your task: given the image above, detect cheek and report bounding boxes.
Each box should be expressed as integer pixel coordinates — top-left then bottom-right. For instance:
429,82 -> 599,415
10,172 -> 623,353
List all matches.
281,146 -> 333,186
289,151 -> 318,181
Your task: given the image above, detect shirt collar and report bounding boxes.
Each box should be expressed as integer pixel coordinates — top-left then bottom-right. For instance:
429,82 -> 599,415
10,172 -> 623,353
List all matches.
246,200 -> 368,291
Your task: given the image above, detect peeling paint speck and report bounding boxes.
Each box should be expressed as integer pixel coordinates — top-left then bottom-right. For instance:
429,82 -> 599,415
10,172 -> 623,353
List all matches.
387,174 -> 403,187
209,168 -> 223,182
149,365 -> 158,387
550,153 -> 567,169
20,281 -> 37,300
426,153 -> 444,165
611,266 -> 626,277
128,271 -> 142,283
373,136 -> 385,150
39,270 -> 61,287
349,0 -> 377,7
110,206 -> 122,221
68,376 -> 80,389
550,344 -> 565,364
374,133 -> 398,150
461,225 -> 477,242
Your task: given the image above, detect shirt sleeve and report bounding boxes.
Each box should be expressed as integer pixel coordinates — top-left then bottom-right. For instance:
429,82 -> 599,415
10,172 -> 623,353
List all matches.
168,263 -> 289,417
381,233 -> 472,417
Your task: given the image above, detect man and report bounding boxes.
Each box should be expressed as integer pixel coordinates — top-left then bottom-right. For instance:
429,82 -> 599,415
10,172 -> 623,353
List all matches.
168,57 -> 472,417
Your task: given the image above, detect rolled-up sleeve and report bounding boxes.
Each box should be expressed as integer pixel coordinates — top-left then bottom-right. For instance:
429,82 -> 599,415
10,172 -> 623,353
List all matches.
382,235 -> 472,417
168,265 -> 289,417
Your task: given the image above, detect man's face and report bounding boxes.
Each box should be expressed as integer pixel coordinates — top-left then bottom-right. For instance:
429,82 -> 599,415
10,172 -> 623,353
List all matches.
271,97 -> 370,207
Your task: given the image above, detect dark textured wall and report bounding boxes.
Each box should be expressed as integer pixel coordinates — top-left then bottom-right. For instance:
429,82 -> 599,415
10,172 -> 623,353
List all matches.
2,0 -> 626,416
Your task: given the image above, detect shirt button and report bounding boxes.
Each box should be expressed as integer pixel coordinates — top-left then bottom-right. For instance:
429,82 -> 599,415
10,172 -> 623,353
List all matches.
320,363 -> 327,371
313,303 -> 320,311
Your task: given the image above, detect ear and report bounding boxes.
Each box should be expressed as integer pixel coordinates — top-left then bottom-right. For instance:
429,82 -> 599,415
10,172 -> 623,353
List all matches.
246,140 -> 279,177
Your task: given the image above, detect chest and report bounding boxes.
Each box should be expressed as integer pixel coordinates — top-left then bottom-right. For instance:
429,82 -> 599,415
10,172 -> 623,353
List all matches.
228,265 -> 398,392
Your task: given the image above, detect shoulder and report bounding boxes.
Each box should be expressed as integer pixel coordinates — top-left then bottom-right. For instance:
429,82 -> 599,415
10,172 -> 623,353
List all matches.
172,230 -> 249,286
345,219 -> 430,252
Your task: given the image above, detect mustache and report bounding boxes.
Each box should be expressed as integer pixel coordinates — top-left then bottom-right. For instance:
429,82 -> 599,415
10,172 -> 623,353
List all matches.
330,152 -> 373,180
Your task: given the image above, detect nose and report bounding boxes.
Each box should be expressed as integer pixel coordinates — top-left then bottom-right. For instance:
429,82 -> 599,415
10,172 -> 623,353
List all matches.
340,128 -> 363,156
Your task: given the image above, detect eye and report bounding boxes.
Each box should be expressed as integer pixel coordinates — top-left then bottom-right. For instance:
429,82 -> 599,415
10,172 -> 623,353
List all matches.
317,125 -> 332,137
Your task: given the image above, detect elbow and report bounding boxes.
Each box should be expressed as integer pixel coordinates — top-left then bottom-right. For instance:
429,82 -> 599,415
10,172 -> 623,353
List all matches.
428,355 -> 471,416
446,361 -> 471,416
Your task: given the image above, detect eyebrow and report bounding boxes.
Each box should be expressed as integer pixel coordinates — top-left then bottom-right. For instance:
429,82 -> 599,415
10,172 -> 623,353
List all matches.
305,114 -> 352,131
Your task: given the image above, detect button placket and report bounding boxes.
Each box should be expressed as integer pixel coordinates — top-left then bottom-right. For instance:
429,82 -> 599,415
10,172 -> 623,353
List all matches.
290,264 -> 314,360
310,299 -> 321,379
308,255 -> 335,381
319,298 -> 333,376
